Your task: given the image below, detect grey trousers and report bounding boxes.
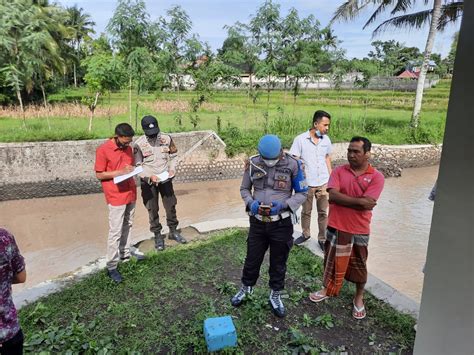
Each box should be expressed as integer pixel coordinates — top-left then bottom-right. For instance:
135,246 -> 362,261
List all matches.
106,202 -> 135,270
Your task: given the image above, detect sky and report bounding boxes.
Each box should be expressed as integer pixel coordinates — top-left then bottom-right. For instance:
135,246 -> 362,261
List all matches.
58,0 -> 460,59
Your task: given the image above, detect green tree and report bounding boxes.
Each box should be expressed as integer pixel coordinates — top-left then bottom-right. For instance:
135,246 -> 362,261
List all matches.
332,0 -> 464,127
127,47 -> 155,129
351,58 -> 378,88
87,33 -> 113,55
0,0 -> 65,117
249,0 -> 283,109
65,5 -> 95,87
443,31 -> 458,74
368,40 -> 421,75
106,0 -> 152,55
82,53 -> 125,131
107,0 -> 156,123
219,23 -> 260,92
280,9 -> 329,104
159,5 -> 193,96
322,27 -> 339,51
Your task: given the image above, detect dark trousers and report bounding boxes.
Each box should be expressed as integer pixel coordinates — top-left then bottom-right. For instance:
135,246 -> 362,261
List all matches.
141,179 -> 179,235
1,329 -> 23,355
241,216 -> 294,291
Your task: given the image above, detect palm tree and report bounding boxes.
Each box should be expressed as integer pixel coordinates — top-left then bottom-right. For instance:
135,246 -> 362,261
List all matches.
34,1 -> 68,107
332,0 -> 464,128
322,27 -> 339,51
66,5 -> 95,87
0,0 -> 65,115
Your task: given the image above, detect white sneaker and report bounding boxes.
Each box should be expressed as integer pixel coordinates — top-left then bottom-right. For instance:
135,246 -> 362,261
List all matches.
231,285 -> 253,307
269,290 -> 286,317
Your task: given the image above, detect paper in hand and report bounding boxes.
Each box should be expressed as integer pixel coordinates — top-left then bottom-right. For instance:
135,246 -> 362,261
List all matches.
114,166 -> 143,184
156,171 -> 169,183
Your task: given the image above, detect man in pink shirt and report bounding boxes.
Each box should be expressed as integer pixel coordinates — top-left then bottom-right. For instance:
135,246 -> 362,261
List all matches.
308,136 -> 384,320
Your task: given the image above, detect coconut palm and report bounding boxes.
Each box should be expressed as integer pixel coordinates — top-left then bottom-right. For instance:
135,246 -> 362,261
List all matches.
0,0 -> 66,116
66,5 -> 95,87
322,27 -> 339,51
332,0 -> 463,127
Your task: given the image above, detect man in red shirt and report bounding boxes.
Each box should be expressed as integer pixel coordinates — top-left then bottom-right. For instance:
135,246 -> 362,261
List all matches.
95,123 -> 142,283
308,136 -> 384,320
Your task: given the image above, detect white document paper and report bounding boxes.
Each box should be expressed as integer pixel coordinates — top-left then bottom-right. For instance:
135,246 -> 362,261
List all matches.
113,166 -> 143,184
157,171 -> 169,183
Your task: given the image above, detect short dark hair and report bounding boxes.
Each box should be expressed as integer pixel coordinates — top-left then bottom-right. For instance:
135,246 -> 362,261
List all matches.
115,123 -> 135,137
350,136 -> 372,153
312,110 -> 331,124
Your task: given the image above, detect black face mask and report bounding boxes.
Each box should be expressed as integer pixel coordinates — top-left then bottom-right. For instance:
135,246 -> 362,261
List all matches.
114,137 -> 129,150
147,133 -> 158,139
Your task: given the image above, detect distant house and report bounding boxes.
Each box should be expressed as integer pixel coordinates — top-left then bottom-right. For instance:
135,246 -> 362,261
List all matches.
195,55 -> 209,67
406,60 -> 437,73
397,70 -> 419,79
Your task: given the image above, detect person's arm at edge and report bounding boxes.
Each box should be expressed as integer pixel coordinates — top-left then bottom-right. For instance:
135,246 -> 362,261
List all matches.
285,158 -> 308,212
325,154 -> 332,175
325,138 -> 332,175
240,163 -> 254,210
168,137 -> 178,177
13,269 -> 26,284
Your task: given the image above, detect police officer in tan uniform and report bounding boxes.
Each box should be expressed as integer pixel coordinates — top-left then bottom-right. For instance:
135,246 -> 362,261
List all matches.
134,115 -> 187,251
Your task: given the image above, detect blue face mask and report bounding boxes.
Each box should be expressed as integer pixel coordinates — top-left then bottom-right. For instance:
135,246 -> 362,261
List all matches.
315,130 -> 323,138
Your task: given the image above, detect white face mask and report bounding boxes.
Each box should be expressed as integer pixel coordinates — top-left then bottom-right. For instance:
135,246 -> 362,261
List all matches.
262,158 -> 279,167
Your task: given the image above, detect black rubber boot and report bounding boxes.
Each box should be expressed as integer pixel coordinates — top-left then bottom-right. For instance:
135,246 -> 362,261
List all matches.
168,230 -> 187,244
155,233 -> 165,251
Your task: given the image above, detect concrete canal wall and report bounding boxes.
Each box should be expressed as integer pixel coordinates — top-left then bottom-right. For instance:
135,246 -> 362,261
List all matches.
0,132 -> 441,201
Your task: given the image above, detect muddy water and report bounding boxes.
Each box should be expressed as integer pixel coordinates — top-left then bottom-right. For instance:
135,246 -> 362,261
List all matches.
2,166 -> 437,302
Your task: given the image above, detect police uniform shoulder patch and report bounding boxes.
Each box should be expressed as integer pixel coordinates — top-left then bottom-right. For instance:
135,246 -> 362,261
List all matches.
285,152 -> 298,162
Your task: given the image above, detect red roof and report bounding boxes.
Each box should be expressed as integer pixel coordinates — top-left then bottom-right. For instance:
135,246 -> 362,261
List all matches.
397,70 -> 419,79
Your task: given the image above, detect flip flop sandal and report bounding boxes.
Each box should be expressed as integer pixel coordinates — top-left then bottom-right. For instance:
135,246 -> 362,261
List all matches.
353,301 -> 366,320
309,291 -> 328,303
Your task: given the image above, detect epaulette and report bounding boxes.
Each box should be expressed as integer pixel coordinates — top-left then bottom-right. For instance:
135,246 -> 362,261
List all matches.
285,152 -> 297,161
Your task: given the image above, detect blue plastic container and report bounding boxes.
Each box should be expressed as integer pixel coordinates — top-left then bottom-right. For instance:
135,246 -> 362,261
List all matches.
203,316 -> 237,352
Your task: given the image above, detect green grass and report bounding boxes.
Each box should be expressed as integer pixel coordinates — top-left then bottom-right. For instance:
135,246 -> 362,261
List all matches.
19,229 -> 416,354
0,80 -> 450,155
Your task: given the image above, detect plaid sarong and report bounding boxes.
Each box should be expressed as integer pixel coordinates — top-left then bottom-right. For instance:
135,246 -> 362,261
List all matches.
323,227 -> 369,297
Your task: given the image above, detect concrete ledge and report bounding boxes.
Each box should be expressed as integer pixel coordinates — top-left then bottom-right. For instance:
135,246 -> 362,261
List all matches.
14,218 -> 420,317
14,257 -> 106,309
190,218 -> 249,233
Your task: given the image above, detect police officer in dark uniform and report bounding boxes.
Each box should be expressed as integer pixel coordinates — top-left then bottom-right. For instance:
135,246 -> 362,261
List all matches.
231,134 -> 308,317
134,115 -> 186,251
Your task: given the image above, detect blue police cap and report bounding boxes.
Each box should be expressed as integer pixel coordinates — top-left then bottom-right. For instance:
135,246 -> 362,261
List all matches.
258,134 -> 281,159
